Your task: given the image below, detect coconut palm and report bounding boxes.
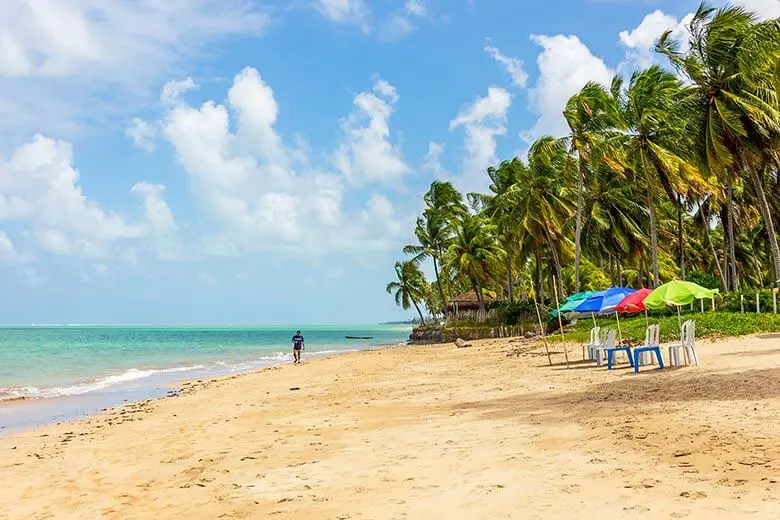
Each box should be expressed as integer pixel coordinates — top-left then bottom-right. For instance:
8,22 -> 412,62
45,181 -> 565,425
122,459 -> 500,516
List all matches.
468,158 -> 528,303
403,215 -> 451,312
657,3 -> 780,288
564,80 -> 624,292
386,261 -> 427,324
444,214 -> 506,313
609,65 -> 705,287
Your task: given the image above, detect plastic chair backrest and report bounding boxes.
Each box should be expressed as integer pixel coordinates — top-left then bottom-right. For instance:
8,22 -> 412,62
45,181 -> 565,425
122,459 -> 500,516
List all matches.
605,329 -> 617,349
686,320 -> 696,347
590,326 -> 601,345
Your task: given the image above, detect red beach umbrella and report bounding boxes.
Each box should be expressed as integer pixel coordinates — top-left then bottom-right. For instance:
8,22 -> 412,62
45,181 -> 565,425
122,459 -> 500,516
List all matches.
615,288 -> 653,314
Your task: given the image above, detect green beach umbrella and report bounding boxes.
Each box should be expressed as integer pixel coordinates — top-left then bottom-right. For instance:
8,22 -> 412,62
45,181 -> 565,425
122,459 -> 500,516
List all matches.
644,280 -> 719,330
643,281 -> 719,310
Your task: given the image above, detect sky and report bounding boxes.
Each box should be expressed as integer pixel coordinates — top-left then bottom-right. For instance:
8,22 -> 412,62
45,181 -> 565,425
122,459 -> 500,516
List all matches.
0,0 -> 778,325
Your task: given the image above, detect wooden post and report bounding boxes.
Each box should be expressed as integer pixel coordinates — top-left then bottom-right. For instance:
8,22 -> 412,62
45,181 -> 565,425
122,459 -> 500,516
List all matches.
552,278 -> 570,368
533,298 -> 552,366
741,295 -> 745,313
700,299 -> 704,313
756,292 -> 760,313
711,297 -> 715,311
774,288 -> 778,315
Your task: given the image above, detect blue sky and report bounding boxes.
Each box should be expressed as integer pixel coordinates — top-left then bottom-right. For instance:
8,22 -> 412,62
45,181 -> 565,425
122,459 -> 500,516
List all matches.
0,0 -> 777,324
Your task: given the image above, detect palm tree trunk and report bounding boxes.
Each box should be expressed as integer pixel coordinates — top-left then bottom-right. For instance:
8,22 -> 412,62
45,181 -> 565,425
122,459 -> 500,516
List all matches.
471,278 -> 486,314
535,250 -> 545,303
574,160 -> 584,292
411,298 -> 425,325
701,201 -> 728,290
432,257 -> 446,314
642,151 -> 660,288
677,196 -> 686,279
748,166 -> 780,288
726,180 -> 739,291
505,243 -> 514,304
647,190 -> 660,288
754,254 -> 765,288
608,254 -> 615,286
617,255 -> 623,287
548,243 -> 564,300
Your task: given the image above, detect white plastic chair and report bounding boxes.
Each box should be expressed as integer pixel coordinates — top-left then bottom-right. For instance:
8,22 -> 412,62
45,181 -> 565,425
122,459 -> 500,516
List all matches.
583,326 -> 601,360
594,329 -> 617,367
669,320 -> 698,366
638,324 -> 660,366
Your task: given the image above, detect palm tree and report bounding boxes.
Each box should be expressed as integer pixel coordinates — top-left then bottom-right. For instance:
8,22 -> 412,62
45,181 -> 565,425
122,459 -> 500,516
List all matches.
564,80 -> 623,292
404,215 -> 450,313
445,214 -> 506,313
511,137 -> 575,299
657,3 -> 780,289
468,158 -> 528,303
611,65 -> 704,287
386,261 -> 427,324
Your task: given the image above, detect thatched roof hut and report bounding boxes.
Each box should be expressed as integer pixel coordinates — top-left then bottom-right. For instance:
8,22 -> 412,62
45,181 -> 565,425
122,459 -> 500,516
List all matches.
446,290 -> 495,312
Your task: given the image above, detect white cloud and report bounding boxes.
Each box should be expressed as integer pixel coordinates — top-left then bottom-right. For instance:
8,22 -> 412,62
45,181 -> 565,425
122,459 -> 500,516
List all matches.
160,78 -> 198,105
449,87 -> 512,189
159,67 -> 408,256
316,0 -> 369,31
405,0 -> 427,17
334,76 -> 409,185
0,134 -> 177,259
619,10 -> 692,69
736,0 -> 780,19
0,0 -> 268,138
422,142 -> 448,178
126,117 -> 157,152
485,46 -> 528,88
525,34 -> 613,139
0,231 -> 17,263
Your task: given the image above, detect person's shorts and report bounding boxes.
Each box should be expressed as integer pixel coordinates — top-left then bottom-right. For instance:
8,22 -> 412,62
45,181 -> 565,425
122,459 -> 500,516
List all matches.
293,345 -> 302,350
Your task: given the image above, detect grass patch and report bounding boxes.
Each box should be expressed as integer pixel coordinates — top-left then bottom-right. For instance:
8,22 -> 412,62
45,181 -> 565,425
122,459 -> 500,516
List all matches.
548,312 -> 780,344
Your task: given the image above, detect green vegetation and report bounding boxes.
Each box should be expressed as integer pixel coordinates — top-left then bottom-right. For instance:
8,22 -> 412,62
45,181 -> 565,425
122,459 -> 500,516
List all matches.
388,4 -> 780,321
550,312 -> 780,344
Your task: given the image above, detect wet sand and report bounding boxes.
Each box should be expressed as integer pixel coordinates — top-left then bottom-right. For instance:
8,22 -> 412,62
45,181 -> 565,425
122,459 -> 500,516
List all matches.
2,335 -> 780,519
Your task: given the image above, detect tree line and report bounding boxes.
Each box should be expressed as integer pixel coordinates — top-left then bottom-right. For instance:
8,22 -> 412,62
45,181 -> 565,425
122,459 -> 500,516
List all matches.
388,4 -> 780,323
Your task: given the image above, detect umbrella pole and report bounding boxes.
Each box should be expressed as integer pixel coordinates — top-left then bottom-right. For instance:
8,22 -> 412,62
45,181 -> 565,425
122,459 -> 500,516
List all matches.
591,312 -> 596,328
533,298 -> 553,366
644,309 -> 649,330
552,278 -> 570,368
615,311 -> 622,343
677,305 -> 682,331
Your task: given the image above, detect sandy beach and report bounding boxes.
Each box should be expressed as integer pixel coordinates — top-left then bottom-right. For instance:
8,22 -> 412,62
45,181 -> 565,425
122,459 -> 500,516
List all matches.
2,335 -> 780,519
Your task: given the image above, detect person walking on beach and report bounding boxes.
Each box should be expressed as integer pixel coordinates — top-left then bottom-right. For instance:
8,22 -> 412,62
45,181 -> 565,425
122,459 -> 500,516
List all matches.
291,330 -> 305,364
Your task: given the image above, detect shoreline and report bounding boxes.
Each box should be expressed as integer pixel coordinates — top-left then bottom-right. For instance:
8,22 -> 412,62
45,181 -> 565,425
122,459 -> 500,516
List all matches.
0,342 -> 406,434
2,334 -> 780,518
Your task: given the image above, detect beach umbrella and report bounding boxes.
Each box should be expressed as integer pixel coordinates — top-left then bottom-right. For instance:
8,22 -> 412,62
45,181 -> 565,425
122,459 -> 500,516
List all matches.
615,288 -> 653,328
643,280 -> 719,328
574,287 -> 637,335
550,291 -> 596,318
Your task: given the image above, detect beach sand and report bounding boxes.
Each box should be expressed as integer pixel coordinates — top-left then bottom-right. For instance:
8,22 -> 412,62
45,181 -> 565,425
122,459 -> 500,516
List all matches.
2,335 -> 780,519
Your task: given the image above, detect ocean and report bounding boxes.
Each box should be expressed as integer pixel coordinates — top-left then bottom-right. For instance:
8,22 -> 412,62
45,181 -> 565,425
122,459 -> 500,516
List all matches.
0,324 -> 411,431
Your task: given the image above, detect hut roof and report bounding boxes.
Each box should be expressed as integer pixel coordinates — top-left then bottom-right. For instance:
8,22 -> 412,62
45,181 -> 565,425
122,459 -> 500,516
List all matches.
446,290 -> 496,308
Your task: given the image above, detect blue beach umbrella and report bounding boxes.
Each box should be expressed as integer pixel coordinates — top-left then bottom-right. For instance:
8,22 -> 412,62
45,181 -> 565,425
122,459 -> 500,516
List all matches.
574,287 -> 637,333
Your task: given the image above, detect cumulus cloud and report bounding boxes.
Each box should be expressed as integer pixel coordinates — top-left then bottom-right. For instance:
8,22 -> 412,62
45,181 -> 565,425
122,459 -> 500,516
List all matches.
126,117 -> 157,152
0,231 -> 17,263
449,87 -> 512,189
619,10 -> 692,69
159,67 -> 408,256
0,134 -> 176,260
485,46 -> 528,88
525,34 -> 613,140
0,0 -> 268,137
316,0 -> 370,31
334,76 -> 408,185
736,0 -> 780,19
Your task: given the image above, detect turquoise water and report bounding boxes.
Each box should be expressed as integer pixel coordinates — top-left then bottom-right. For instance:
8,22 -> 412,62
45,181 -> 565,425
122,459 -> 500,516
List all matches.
0,325 -> 411,401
